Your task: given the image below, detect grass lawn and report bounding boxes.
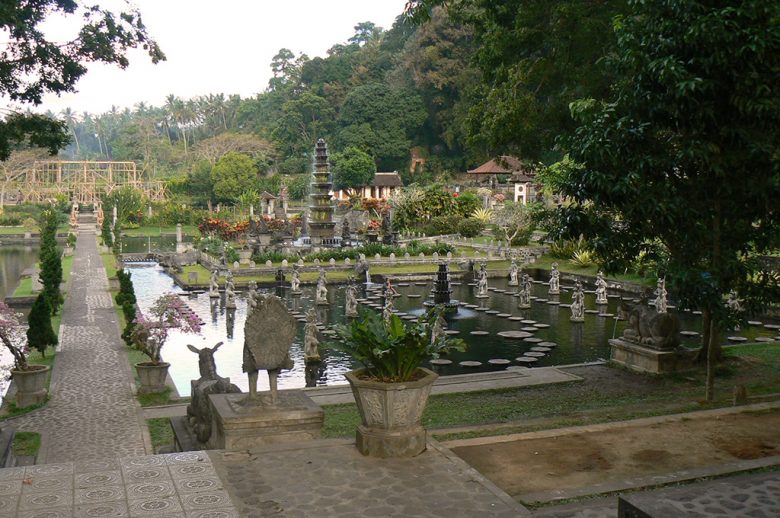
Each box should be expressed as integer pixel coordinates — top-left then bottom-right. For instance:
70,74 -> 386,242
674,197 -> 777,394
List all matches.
0,226 -> 35,235
122,225 -> 198,237
530,253 -> 654,286
101,252 -> 118,279
147,417 -> 174,453
61,255 -> 74,284
13,431 -> 41,457
320,342 -> 780,440
12,276 -> 33,297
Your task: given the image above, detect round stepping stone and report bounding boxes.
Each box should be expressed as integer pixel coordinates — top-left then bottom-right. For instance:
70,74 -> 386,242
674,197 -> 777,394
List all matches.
470,331 -> 490,336
512,293 -> 521,297
494,289 -> 507,294
763,324 -> 780,330
533,323 -> 550,329
296,318 -> 307,323
414,282 -> 428,286
497,330 -> 533,339
465,304 -> 479,309
397,283 -> 410,287
755,337 -> 775,342
406,294 -> 422,299
486,310 -> 500,315
547,301 -> 560,305
727,336 -> 748,342
521,319 -> 536,324
538,342 -> 558,348
402,316 -> 416,321
748,320 -> 763,326
459,302 -> 468,306
693,310 -> 703,315
585,309 -> 600,314
430,359 -> 452,366
521,326 -> 539,332
608,294 -> 621,299
680,331 -> 699,337
516,358 -> 538,365
451,282 -> 462,286
488,359 -> 511,366
559,304 -> 571,308
475,307 -> 488,312
445,330 -> 460,336
523,337 -> 543,344
524,351 -> 546,357
531,346 -> 552,353
508,316 -> 524,321
497,313 -> 512,318
459,361 -> 482,368
598,313 -> 615,318
535,298 -> 548,303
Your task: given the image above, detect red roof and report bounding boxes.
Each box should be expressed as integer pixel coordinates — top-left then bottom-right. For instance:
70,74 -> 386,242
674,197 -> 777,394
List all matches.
467,156 -> 534,181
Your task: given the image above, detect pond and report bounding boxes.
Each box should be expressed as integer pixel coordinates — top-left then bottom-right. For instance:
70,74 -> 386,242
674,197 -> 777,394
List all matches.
120,236 -> 194,254
127,263 -> 780,397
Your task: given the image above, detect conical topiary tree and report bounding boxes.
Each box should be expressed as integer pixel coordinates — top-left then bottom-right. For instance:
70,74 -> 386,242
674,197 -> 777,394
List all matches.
26,293 -> 58,357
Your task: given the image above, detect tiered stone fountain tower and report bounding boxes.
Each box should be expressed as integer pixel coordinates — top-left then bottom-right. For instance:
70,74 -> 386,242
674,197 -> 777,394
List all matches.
308,139 -> 336,245
425,262 -> 460,312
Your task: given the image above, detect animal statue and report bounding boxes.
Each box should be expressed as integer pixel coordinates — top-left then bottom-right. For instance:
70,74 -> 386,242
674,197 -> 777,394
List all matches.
185,342 -> 241,444
618,299 -> 680,350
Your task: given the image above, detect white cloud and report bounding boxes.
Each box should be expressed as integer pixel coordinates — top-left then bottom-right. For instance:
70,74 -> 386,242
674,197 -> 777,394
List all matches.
35,0 -> 408,114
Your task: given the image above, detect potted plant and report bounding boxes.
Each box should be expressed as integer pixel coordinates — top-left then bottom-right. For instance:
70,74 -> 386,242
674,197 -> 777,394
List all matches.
130,293 -> 201,394
332,308 -> 465,458
0,302 -> 50,408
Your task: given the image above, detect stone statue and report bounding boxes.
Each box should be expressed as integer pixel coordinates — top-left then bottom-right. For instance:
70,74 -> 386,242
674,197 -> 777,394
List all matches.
517,273 -> 532,309
185,342 -> 241,444
617,299 -> 680,350
570,280 -> 585,322
96,204 -> 104,227
304,309 -> 321,363
430,310 -> 447,345
345,283 -> 358,318
290,266 -> 302,294
69,204 -> 78,227
508,259 -> 519,286
315,268 -> 329,305
382,293 -> 395,322
209,270 -> 220,298
726,290 -> 743,313
382,211 -> 393,245
549,262 -> 560,295
384,278 -> 398,302
225,277 -> 236,309
242,294 -> 296,405
595,271 -> 608,305
247,280 -> 258,309
341,218 -> 351,247
476,263 -> 489,298
654,277 -> 668,313
355,256 -> 370,284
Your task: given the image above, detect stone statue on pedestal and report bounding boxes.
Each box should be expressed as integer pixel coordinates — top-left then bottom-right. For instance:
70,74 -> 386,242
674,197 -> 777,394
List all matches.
570,280 -> 585,322
290,267 -> 301,294
617,298 -> 680,350
345,283 -> 358,318
225,277 -> 236,309
508,259 -> 519,286
242,294 -> 296,405
517,273 -> 532,309
431,311 -> 447,345
549,262 -> 560,295
247,280 -> 258,309
476,263 -> 489,298
315,268 -> 329,305
304,309 -> 321,363
209,270 -> 220,298
654,277 -> 668,313
595,271 -> 608,304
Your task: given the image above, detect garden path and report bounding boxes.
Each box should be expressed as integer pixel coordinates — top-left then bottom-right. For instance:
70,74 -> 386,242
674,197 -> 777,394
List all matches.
6,221 -> 150,463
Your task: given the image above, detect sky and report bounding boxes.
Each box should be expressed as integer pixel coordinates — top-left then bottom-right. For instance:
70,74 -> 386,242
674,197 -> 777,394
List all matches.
33,0 -> 409,115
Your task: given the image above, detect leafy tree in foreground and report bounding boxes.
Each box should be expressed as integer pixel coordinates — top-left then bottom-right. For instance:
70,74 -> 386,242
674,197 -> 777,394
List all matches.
27,293 -> 58,357
332,146 -> 377,193
0,1 -> 164,160
553,0 -> 780,400
211,152 -> 258,203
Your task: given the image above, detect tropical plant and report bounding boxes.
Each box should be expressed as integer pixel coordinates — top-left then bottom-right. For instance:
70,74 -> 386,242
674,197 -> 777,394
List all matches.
570,249 -> 596,268
471,207 -> 493,224
130,293 -> 201,365
331,309 -> 465,382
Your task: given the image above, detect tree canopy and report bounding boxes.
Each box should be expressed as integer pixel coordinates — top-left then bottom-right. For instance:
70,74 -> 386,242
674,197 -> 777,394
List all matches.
211,152 -> 258,202
331,146 -> 377,192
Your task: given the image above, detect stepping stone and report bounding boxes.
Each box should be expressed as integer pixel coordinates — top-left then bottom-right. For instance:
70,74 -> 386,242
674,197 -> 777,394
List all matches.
488,359 -> 511,366
608,294 -> 621,299
524,351 -> 546,357
397,283 -> 410,287
531,346 -> 552,353
755,337 -> 775,342
470,331 -> 490,336
451,282 -> 462,286
598,313 -> 615,318
508,316 -> 524,321
761,323 -> 779,330
402,316 -> 417,321
516,357 -> 539,364
521,319 -> 537,324
459,302 -> 468,306
459,361 -> 482,368
693,310 -> 703,315
547,301 -> 560,305
430,359 -> 452,366
523,337 -> 543,344
497,313 -> 512,318
497,330 -> 533,339
560,304 -> 572,308
680,331 -> 699,337
475,307 -> 488,312
727,336 -> 748,342
406,294 -> 422,298
521,327 -> 538,332
533,323 -> 550,329
535,298 -> 548,303
748,320 -> 763,326
465,304 -> 479,309
538,342 -> 558,348
585,309 -> 600,314
486,310 -> 500,315
415,282 -> 428,286
296,318 -> 307,323
494,289 -> 507,294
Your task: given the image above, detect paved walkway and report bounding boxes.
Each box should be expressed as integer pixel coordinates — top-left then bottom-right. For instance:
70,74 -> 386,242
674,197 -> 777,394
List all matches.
6,224 -> 149,463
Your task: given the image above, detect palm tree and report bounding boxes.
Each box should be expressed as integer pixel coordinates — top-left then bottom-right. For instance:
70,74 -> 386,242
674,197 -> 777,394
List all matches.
60,107 -> 81,157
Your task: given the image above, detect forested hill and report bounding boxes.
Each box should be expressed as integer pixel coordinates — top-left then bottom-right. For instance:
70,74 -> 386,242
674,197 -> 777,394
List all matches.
54,10 -> 478,183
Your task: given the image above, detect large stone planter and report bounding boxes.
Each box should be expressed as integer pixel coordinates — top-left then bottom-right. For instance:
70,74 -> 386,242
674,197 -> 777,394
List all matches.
11,365 -> 50,408
135,362 -> 170,394
345,367 -> 438,458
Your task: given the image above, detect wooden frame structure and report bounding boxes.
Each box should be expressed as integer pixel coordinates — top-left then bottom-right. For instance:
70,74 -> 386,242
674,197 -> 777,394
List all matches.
13,161 -> 166,204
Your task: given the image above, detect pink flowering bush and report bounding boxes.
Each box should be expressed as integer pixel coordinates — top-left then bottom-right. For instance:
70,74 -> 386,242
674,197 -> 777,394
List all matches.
0,302 -> 29,371
130,293 -> 201,365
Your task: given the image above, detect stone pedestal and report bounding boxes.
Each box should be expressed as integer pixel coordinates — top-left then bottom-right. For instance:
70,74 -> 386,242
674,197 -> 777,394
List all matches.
609,338 -> 698,374
207,391 -> 323,450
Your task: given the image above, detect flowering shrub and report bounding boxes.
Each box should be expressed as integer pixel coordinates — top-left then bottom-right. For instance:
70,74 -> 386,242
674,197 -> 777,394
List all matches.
0,302 -> 29,370
367,219 -> 382,231
198,217 -> 248,240
130,294 -> 202,364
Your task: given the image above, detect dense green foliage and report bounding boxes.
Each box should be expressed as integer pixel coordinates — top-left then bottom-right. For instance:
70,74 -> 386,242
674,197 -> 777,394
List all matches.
26,293 -> 57,356
211,152 -> 258,202
116,269 -> 137,346
331,146 -> 376,192
38,209 -> 62,314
